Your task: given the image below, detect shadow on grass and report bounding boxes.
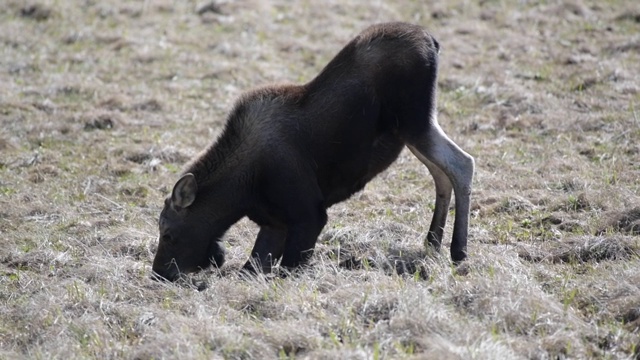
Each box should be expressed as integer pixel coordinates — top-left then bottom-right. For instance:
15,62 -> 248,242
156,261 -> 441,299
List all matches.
323,245 -> 446,280
518,235 -> 640,264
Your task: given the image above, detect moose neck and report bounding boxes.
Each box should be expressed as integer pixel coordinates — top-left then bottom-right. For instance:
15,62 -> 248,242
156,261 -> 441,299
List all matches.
185,107 -> 252,185
183,109 -> 255,225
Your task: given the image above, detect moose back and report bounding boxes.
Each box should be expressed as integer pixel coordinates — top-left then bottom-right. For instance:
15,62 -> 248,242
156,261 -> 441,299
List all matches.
152,22 -> 475,281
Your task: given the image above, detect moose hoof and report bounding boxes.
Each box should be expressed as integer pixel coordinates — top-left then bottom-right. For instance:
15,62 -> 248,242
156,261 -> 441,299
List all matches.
450,248 -> 467,264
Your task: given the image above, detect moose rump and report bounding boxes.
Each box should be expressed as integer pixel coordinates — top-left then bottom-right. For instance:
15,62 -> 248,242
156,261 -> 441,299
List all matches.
151,22 -> 475,281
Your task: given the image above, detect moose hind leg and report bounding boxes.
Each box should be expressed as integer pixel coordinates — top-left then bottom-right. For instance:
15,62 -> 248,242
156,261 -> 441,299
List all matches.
408,123 -> 474,262
243,226 -> 287,274
407,147 -> 452,252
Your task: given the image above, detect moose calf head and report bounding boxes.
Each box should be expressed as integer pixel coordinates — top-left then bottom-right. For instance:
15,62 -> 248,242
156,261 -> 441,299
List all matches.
152,174 -> 226,281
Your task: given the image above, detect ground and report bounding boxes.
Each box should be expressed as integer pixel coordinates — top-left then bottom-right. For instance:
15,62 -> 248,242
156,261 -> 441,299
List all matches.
1,0 -> 639,359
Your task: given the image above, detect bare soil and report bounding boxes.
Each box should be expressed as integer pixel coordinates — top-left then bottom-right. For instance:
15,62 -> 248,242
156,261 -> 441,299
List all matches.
1,0 -> 639,359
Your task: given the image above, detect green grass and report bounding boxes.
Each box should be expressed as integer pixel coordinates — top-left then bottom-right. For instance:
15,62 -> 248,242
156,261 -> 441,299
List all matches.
1,0 -> 640,358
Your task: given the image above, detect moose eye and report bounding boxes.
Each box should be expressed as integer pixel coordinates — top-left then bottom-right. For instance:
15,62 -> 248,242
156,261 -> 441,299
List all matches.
161,234 -> 175,245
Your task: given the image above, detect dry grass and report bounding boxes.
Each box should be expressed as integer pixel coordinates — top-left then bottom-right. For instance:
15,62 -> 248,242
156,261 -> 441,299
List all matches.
1,0 -> 639,358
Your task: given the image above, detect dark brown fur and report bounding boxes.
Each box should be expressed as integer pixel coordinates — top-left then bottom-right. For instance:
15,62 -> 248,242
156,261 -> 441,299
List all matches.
152,22 -> 474,281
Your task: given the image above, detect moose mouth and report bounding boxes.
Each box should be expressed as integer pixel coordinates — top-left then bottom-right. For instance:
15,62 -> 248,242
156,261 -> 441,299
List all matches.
150,238 -> 225,282
150,257 -> 201,282
150,263 -> 183,282
150,255 -> 216,282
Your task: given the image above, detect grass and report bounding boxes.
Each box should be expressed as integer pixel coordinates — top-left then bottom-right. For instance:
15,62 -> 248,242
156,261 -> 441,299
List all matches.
1,0 -> 640,358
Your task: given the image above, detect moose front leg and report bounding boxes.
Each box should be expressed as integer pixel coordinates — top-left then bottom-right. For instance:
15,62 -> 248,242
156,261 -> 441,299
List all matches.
262,157 -> 328,271
243,226 -> 287,273
280,210 -> 328,270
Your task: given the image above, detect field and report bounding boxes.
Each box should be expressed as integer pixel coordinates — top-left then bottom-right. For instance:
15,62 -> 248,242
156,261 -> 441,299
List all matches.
1,0 -> 640,358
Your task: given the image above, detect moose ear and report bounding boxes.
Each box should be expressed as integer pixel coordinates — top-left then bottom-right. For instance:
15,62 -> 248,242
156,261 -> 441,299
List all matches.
171,173 -> 197,209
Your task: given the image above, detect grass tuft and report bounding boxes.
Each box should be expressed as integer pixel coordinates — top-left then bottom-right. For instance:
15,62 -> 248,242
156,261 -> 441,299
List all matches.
1,0 -> 639,358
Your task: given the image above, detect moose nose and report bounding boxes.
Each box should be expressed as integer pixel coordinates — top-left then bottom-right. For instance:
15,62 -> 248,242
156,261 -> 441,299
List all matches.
150,267 -> 179,282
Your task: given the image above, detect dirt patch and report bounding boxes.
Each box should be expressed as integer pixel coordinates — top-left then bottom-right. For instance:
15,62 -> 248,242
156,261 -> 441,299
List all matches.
598,207 -> 640,235
518,236 -> 639,263
1,0 -> 639,358
125,147 -> 190,165
19,3 -> 53,21
83,112 -> 122,131
130,99 -> 163,112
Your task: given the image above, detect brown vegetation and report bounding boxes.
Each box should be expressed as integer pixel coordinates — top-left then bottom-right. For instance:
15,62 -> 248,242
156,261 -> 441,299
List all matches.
1,0 -> 639,358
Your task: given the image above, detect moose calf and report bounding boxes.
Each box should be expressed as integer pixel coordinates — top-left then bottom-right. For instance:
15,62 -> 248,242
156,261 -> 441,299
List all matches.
152,22 -> 475,281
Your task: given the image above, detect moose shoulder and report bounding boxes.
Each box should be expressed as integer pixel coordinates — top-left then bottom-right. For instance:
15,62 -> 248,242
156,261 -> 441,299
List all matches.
152,22 -> 475,282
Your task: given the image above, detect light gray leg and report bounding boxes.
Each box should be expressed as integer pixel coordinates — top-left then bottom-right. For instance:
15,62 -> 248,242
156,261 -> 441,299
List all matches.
407,147 -> 452,251
408,123 -> 474,262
